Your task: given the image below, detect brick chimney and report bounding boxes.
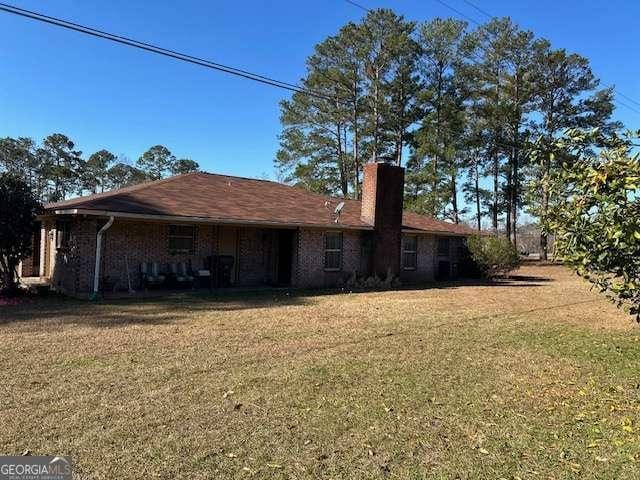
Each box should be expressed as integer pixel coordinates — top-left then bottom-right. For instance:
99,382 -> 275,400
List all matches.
361,160 -> 405,278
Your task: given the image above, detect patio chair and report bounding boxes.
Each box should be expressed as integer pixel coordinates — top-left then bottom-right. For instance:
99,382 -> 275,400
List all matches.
140,262 -> 166,289
168,261 -> 195,288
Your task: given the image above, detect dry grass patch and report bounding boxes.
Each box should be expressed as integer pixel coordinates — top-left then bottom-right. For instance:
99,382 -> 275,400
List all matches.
1,264 -> 639,479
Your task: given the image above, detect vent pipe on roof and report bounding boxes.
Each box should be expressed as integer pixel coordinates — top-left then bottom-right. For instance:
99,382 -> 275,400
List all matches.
90,216 -> 114,301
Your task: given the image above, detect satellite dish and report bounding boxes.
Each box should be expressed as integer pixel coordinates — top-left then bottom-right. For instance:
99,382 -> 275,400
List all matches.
334,201 -> 345,223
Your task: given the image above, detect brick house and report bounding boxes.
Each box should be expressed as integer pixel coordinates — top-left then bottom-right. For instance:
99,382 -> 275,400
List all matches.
23,161 -> 477,296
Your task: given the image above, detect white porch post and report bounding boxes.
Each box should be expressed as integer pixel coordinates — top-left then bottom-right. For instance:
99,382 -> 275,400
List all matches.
38,223 -> 47,277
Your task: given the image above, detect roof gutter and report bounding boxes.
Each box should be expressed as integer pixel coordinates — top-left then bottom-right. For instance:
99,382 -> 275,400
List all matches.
51,208 -> 374,231
90,216 -> 114,301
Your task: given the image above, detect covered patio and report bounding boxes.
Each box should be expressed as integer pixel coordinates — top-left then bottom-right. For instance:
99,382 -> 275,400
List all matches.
37,215 -> 298,297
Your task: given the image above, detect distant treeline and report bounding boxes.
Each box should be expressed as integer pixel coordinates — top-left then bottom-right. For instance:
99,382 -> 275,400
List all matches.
0,133 -> 199,203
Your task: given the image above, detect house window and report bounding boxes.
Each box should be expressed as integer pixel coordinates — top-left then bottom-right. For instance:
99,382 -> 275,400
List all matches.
168,225 -> 196,254
324,232 -> 343,271
56,221 -> 71,249
438,237 -> 450,256
402,235 -> 418,270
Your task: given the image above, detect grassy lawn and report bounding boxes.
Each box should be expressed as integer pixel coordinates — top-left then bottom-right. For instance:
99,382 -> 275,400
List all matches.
1,264 -> 639,479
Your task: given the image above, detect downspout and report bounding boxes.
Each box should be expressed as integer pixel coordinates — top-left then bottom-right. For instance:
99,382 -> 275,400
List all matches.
90,216 -> 114,300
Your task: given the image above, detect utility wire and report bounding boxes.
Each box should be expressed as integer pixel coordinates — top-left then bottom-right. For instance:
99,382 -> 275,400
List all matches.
342,0 -> 632,156
461,0 -> 640,111
461,0 -> 494,21
435,0 -> 481,26
341,0 -> 531,152
439,0 -> 640,114
339,0 -> 533,159
436,0 -> 640,114
0,1 -> 345,104
344,0 -> 372,12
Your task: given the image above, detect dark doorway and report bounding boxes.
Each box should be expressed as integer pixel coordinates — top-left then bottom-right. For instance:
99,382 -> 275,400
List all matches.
276,230 -> 294,285
436,260 -> 451,281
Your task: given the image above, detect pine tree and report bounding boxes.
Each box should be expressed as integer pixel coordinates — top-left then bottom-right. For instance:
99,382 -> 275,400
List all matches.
82,149 -> 116,193
528,43 -> 620,258
41,133 -> 82,201
408,18 -> 468,217
171,158 -> 200,175
137,145 -> 175,180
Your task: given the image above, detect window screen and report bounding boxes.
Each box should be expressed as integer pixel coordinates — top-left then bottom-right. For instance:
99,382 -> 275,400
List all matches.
324,232 -> 343,270
438,237 -> 450,256
168,225 -> 196,254
402,235 -> 417,270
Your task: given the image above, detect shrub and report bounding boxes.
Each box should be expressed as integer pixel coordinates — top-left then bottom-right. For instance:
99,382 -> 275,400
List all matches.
544,129 -> 640,321
342,268 -> 402,291
466,235 -> 520,279
0,173 -> 41,294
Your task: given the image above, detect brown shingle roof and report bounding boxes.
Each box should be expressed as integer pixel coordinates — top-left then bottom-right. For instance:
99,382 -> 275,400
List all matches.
46,172 -> 477,235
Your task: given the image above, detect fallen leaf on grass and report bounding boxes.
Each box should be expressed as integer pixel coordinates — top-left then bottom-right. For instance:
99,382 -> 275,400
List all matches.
569,462 -> 581,473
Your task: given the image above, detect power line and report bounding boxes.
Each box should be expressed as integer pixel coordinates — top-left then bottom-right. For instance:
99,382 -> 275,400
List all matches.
615,92 -> 640,109
344,0 -> 639,121
338,0 -> 529,152
0,2 -> 343,104
341,0 -> 633,154
461,0 -> 494,20
344,0 -> 372,12
440,0 -> 640,113
434,0 -> 481,26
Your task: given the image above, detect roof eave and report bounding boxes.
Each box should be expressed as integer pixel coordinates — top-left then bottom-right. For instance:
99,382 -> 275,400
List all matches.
401,227 -> 474,237
50,208 -> 374,231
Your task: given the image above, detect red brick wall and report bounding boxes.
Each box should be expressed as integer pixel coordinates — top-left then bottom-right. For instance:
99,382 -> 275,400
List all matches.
400,234 -> 436,283
20,255 -> 36,277
50,217 -> 98,294
46,217 -> 466,296
399,234 -> 467,284
360,162 -> 404,278
48,219 -> 288,294
293,228 -> 362,288
101,220 -> 217,292
237,227 -> 276,286
18,224 -> 42,278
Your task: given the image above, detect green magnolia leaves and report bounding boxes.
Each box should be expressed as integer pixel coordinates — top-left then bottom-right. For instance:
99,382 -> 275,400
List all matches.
544,130 -> 640,321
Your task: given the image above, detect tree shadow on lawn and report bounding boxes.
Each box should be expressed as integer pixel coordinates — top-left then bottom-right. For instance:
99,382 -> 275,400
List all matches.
0,290 -> 313,328
0,274 -> 552,328
394,274 -> 554,292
